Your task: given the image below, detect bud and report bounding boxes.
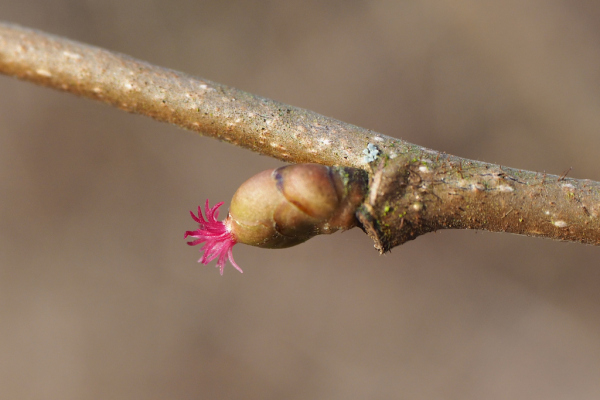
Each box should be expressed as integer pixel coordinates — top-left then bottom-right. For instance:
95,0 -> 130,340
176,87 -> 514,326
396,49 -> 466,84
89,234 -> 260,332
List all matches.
228,163 -> 368,248
185,164 -> 368,274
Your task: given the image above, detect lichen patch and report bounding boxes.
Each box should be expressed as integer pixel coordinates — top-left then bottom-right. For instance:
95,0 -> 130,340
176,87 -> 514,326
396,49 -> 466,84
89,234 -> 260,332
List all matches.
362,143 -> 380,163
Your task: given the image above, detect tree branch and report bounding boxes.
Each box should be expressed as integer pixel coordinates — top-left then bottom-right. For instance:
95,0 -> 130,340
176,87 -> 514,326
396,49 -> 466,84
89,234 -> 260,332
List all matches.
2,22 -> 600,252
0,22 -> 381,168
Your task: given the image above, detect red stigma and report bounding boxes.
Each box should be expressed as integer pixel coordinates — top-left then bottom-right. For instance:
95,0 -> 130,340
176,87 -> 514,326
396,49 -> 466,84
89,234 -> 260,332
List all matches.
184,199 -> 241,275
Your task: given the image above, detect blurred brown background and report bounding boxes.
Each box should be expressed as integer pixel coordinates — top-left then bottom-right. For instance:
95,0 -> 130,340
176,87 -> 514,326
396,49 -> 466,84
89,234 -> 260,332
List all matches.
2,1 -> 600,399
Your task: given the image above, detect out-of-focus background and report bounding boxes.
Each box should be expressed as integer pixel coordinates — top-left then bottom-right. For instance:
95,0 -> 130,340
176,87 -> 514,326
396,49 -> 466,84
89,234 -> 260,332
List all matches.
2,1 -> 600,398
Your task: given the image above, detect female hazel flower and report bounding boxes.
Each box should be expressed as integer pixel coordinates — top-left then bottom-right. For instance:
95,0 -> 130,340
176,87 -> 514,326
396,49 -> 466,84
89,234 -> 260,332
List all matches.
184,199 -> 242,275
185,164 -> 368,275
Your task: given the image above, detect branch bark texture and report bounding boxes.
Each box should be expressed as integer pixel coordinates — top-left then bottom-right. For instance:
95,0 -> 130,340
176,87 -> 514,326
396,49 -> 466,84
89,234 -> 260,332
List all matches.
2,22 -> 600,252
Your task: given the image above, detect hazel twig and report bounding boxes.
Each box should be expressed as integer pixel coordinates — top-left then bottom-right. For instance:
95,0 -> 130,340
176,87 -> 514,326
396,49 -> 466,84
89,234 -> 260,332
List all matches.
3,22 -> 600,254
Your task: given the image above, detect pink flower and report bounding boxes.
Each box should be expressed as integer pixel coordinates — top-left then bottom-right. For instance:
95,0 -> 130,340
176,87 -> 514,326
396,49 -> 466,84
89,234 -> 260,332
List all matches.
184,199 -> 242,275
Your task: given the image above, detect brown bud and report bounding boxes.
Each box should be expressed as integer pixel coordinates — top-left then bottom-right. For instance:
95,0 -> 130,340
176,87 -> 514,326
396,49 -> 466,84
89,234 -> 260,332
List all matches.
226,164 -> 368,248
